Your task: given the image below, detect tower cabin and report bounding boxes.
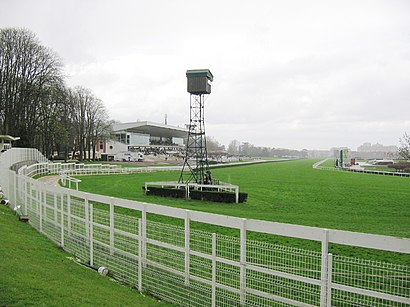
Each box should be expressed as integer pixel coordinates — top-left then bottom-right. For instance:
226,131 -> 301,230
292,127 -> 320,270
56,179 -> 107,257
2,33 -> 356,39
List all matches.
186,69 -> 213,95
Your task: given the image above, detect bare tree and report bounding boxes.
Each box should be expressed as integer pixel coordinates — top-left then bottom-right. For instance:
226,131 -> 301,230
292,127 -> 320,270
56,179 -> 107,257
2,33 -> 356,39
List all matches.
206,136 -> 224,152
227,139 -> 241,156
71,86 -> 109,161
0,28 -> 63,148
399,132 -> 410,160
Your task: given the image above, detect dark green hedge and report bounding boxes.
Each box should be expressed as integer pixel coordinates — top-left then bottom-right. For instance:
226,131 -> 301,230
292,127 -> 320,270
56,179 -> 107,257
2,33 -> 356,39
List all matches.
144,186 -> 186,198
190,190 -> 248,203
144,186 -> 248,203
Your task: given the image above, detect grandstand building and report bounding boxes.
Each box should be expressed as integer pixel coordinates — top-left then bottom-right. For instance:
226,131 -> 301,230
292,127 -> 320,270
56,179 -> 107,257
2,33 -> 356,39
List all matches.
97,121 -> 188,161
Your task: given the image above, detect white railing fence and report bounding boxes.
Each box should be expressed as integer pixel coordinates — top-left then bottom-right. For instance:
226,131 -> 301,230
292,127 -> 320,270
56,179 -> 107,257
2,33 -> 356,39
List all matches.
313,159 -> 410,177
1,148 -> 409,307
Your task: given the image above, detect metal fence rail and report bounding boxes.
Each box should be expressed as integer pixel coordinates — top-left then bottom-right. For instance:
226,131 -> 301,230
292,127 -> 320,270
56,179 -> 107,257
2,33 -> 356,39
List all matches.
1,148 -> 409,307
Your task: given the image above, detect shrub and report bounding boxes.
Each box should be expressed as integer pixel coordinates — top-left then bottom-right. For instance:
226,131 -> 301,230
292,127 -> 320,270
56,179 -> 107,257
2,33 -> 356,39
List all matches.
143,186 -> 248,203
144,186 -> 186,198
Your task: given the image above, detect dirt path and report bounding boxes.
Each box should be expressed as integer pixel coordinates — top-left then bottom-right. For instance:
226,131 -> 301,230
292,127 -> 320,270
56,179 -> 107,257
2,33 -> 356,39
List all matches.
38,175 -> 60,186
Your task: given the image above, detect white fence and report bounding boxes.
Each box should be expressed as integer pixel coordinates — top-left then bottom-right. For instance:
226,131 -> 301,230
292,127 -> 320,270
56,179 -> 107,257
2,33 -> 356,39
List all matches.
1,148 -> 409,306
313,159 -> 410,177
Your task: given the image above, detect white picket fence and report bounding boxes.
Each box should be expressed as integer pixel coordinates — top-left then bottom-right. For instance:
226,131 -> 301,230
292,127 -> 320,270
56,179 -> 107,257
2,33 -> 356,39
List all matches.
1,148 -> 409,307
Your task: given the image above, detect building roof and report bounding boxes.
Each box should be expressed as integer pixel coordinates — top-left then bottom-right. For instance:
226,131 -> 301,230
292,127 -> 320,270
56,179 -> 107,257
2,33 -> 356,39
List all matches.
0,135 -> 21,142
112,121 -> 188,138
186,69 -> 213,81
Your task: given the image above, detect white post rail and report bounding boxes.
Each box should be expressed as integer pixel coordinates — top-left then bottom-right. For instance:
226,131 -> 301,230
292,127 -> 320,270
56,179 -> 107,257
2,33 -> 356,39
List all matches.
60,192 -> 64,248
320,229 -> 329,307
240,218 -> 247,305
184,210 -> 190,286
326,254 -> 333,307
138,218 -> 142,292
89,202 -> 94,267
141,204 -> 147,268
109,199 -> 115,255
39,184 -> 42,233
85,196 -> 90,248
211,233 -> 217,307
67,194 -> 71,234
53,192 -> 57,224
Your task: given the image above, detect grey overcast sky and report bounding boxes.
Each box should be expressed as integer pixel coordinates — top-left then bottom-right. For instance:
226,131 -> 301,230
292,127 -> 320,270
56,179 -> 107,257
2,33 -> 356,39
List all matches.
1,0 -> 409,150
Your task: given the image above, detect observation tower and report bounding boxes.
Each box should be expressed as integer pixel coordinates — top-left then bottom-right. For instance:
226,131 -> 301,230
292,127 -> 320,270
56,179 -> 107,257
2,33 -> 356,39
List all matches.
179,69 -> 214,184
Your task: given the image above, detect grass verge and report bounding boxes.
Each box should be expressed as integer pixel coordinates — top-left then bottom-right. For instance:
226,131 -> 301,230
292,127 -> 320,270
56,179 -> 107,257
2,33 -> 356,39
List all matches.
0,204 -> 169,306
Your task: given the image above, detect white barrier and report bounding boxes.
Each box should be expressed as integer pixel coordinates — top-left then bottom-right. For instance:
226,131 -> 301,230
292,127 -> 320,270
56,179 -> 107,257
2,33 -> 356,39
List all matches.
1,149 -> 409,306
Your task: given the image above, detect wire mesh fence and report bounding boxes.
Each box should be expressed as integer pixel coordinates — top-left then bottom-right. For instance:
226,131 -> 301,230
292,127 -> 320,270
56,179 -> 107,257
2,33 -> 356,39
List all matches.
1,148 -> 410,306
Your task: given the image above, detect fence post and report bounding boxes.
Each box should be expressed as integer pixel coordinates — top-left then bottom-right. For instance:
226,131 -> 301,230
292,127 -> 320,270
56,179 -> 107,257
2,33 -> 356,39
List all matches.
67,194 -> 71,234
30,181 -> 33,215
184,210 -> 191,285
138,218 -> 142,292
60,192 -> 64,248
212,233 -> 217,307
89,202 -> 94,267
240,218 -> 247,305
320,229 -> 329,307
39,184 -> 43,233
236,186 -> 239,204
13,172 -> 17,208
142,203 -> 147,268
24,177 -> 28,215
326,253 -> 333,307
84,195 -> 89,247
53,192 -> 57,225
110,199 -> 115,255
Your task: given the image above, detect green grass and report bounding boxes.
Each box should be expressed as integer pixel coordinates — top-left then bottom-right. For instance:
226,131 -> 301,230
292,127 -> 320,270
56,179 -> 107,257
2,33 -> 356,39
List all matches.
363,165 -> 394,172
76,159 -> 410,238
74,159 -> 410,264
0,204 -> 169,306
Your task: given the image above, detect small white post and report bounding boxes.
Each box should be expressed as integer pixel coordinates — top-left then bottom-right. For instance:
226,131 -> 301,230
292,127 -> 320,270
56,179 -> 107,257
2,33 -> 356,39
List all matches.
84,196 -> 89,247
13,172 -> 17,208
142,204 -> 147,268
240,218 -> 247,305
326,254 -> 333,307
30,182 -> 33,214
89,202 -> 94,267
184,210 -> 190,285
24,177 -> 28,215
39,185 -> 43,232
320,229 -> 329,307
53,192 -> 57,224
138,218 -> 142,292
110,199 -> 115,255
60,193 -> 64,247
67,194 -> 71,233
212,233 -> 217,307
236,186 -> 239,204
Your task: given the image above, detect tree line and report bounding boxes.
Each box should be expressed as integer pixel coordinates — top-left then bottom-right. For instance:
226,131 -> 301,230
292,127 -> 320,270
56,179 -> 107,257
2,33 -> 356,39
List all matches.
206,137 -> 309,158
0,28 -> 111,160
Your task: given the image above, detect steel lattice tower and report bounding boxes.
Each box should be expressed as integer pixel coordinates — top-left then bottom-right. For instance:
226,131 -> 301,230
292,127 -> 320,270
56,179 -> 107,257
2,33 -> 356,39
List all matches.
179,69 -> 213,184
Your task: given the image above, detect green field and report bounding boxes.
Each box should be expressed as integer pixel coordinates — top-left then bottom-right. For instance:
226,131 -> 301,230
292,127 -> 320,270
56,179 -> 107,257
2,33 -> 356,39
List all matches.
0,204 -> 168,306
76,159 -> 410,238
72,159 -> 410,264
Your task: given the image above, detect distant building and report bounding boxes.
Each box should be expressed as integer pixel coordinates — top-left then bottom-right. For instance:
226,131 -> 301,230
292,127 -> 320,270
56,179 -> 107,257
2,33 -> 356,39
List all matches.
356,142 -> 398,159
0,135 -> 20,152
97,121 -> 188,161
357,142 -> 398,153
